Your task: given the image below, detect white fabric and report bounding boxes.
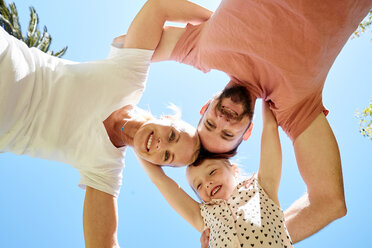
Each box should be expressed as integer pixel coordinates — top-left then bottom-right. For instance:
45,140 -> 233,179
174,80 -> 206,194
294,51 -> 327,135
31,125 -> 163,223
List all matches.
0,27 -> 154,197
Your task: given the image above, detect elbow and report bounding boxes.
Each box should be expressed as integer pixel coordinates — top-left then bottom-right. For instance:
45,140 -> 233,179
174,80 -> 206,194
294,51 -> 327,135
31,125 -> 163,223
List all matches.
321,195 -> 347,221
326,193 -> 347,220
334,198 -> 347,219
309,191 -> 347,222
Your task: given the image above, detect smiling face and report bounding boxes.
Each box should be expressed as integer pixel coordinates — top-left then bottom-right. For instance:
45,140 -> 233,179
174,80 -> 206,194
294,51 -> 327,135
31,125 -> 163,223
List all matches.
186,158 -> 238,202
197,85 -> 254,153
133,118 -> 200,167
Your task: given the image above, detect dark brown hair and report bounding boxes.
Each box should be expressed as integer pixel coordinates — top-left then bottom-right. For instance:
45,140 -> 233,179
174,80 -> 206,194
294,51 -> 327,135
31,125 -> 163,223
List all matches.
191,142 -> 237,167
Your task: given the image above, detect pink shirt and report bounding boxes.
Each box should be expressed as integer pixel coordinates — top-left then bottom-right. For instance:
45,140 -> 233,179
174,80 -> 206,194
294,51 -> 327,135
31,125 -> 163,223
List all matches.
171,0 -> 372,141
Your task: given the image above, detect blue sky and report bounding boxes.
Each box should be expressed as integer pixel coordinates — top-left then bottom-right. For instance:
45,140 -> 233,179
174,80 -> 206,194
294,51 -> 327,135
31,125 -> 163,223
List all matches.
0,0 -> 371,247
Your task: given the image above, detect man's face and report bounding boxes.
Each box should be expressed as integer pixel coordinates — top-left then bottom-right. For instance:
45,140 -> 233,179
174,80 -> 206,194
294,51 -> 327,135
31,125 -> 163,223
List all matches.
197,86 -> 253,153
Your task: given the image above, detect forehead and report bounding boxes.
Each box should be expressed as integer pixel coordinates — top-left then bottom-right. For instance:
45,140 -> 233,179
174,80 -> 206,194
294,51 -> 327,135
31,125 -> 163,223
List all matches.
197,127 -> 239,153
187,159 -> 226,179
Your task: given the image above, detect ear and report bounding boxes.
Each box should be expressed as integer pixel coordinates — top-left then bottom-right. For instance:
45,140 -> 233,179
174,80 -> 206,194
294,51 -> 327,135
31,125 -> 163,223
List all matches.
243,122 -> 254,141
232,164 -> 240,176
200,99 -> 212,115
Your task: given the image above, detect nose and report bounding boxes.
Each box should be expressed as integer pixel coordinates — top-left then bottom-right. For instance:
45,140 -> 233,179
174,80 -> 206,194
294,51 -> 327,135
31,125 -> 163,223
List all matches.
205,180 -> 213,189
156,138 -> 162,150
216,114 -> 229,129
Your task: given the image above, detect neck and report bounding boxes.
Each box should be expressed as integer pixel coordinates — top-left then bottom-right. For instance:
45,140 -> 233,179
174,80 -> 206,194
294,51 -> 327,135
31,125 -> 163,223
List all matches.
103,106 -> 143,148
119,118 -> 143,147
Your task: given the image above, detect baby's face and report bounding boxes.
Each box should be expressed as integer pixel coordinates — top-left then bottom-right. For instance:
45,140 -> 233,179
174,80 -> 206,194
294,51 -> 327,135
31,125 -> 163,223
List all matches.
186,159 -> 238,202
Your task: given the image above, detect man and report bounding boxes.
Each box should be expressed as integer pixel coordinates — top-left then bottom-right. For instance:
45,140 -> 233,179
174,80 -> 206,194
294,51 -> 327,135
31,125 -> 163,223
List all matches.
152,0 -> 372,243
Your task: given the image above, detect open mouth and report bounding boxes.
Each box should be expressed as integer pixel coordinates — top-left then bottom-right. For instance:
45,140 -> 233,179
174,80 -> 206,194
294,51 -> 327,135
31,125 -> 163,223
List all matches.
210,185 -> 222,197
145,132 -> 154,151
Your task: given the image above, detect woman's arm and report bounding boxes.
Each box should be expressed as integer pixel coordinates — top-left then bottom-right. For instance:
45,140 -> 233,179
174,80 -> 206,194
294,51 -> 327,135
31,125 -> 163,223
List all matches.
123,0 -> 212,60
137,155 -> 205,232
83,187 -> 119,248
257,101 -> 282,206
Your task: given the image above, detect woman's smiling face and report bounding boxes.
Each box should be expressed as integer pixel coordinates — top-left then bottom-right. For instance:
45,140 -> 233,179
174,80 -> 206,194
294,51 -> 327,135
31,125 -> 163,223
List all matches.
133,118 -> 200,167
186,158 -> 238,202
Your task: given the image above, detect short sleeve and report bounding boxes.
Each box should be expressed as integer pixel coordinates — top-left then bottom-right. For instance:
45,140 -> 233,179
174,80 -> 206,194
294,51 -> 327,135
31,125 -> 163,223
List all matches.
78,167 -> 123,197
170,23 -> 210,73
107,46 -> 154,64
199,203 -> 209,231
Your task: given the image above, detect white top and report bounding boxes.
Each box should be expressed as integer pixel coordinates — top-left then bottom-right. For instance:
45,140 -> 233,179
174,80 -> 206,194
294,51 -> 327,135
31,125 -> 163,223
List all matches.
200,176 -> 293,248
0,27 -> 154,197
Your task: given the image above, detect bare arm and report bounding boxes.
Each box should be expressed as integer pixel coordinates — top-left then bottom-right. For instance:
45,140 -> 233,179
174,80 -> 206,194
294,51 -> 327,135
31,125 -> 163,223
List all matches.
83,187 -> 119,248
123,0 -> 212,60
284,113 -> 346,243
257,101 -> 282,206
137,156 -> 204,232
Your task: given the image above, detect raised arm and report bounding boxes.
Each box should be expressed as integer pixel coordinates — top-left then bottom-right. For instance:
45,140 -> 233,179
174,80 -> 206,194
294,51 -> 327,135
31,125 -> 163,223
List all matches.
83,187 -> 119,248
119,0 -> 212,61
257,101 -> 282,206
137,156 -> 204,232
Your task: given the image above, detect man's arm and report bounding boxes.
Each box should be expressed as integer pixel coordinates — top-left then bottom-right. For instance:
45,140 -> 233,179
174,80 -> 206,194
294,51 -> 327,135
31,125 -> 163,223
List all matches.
83,187 -> 119,248
285,113 -> 347,243
124,0 -> 212,60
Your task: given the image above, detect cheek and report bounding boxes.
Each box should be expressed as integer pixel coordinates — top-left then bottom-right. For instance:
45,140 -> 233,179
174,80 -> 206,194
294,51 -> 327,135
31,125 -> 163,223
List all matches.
146,153 -> 161,164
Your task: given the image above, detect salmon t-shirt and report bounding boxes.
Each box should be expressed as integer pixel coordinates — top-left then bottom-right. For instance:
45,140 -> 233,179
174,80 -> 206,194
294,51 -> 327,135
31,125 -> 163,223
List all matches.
171,0 -> 372,141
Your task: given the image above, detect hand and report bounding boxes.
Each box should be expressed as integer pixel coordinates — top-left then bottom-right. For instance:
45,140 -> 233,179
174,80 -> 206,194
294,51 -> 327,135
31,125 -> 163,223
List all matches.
200,228 -> 210,248
112,35 -> 126,48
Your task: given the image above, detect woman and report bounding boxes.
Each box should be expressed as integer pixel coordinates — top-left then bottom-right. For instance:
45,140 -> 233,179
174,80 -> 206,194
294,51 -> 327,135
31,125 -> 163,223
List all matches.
0,0 -> 212,247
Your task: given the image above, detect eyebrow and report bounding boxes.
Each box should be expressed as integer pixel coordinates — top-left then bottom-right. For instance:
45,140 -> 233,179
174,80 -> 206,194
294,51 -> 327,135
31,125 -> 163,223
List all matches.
220,132 -> 234,141
204,121 -> 213,132
204,122 -> 234,141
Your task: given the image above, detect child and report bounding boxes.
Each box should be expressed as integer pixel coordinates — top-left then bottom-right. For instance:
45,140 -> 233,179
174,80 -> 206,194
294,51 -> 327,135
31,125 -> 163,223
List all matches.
138,102 -> 293,247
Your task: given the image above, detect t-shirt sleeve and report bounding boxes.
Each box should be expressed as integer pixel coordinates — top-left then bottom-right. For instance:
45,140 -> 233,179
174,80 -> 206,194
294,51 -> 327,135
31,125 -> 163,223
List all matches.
53,47 -> 154,120
107,46 -> 154,65
170,23 -> 210,73
272,92 -> 329,141
78,166 -> 123,197
199,203 -> 210,231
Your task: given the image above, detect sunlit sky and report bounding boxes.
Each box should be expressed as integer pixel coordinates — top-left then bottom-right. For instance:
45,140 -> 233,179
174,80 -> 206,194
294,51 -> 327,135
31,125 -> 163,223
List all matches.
0,1 -> 371,247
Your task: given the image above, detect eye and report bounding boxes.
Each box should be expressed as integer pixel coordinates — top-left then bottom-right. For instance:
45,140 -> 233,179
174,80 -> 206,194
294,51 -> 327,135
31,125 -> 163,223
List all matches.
223,131 -> 234,138
168,129 -> 176,142
196,183 -> 201,190
206,120 -> 215,128
210,169 -> 216,175
164,150 -> 170,162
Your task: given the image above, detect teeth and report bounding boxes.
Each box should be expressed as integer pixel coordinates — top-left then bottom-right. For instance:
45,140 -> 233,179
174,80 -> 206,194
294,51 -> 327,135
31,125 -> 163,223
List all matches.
222,106 -> 238,116
146,134 -> 153,151
212,186 -> 221,196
